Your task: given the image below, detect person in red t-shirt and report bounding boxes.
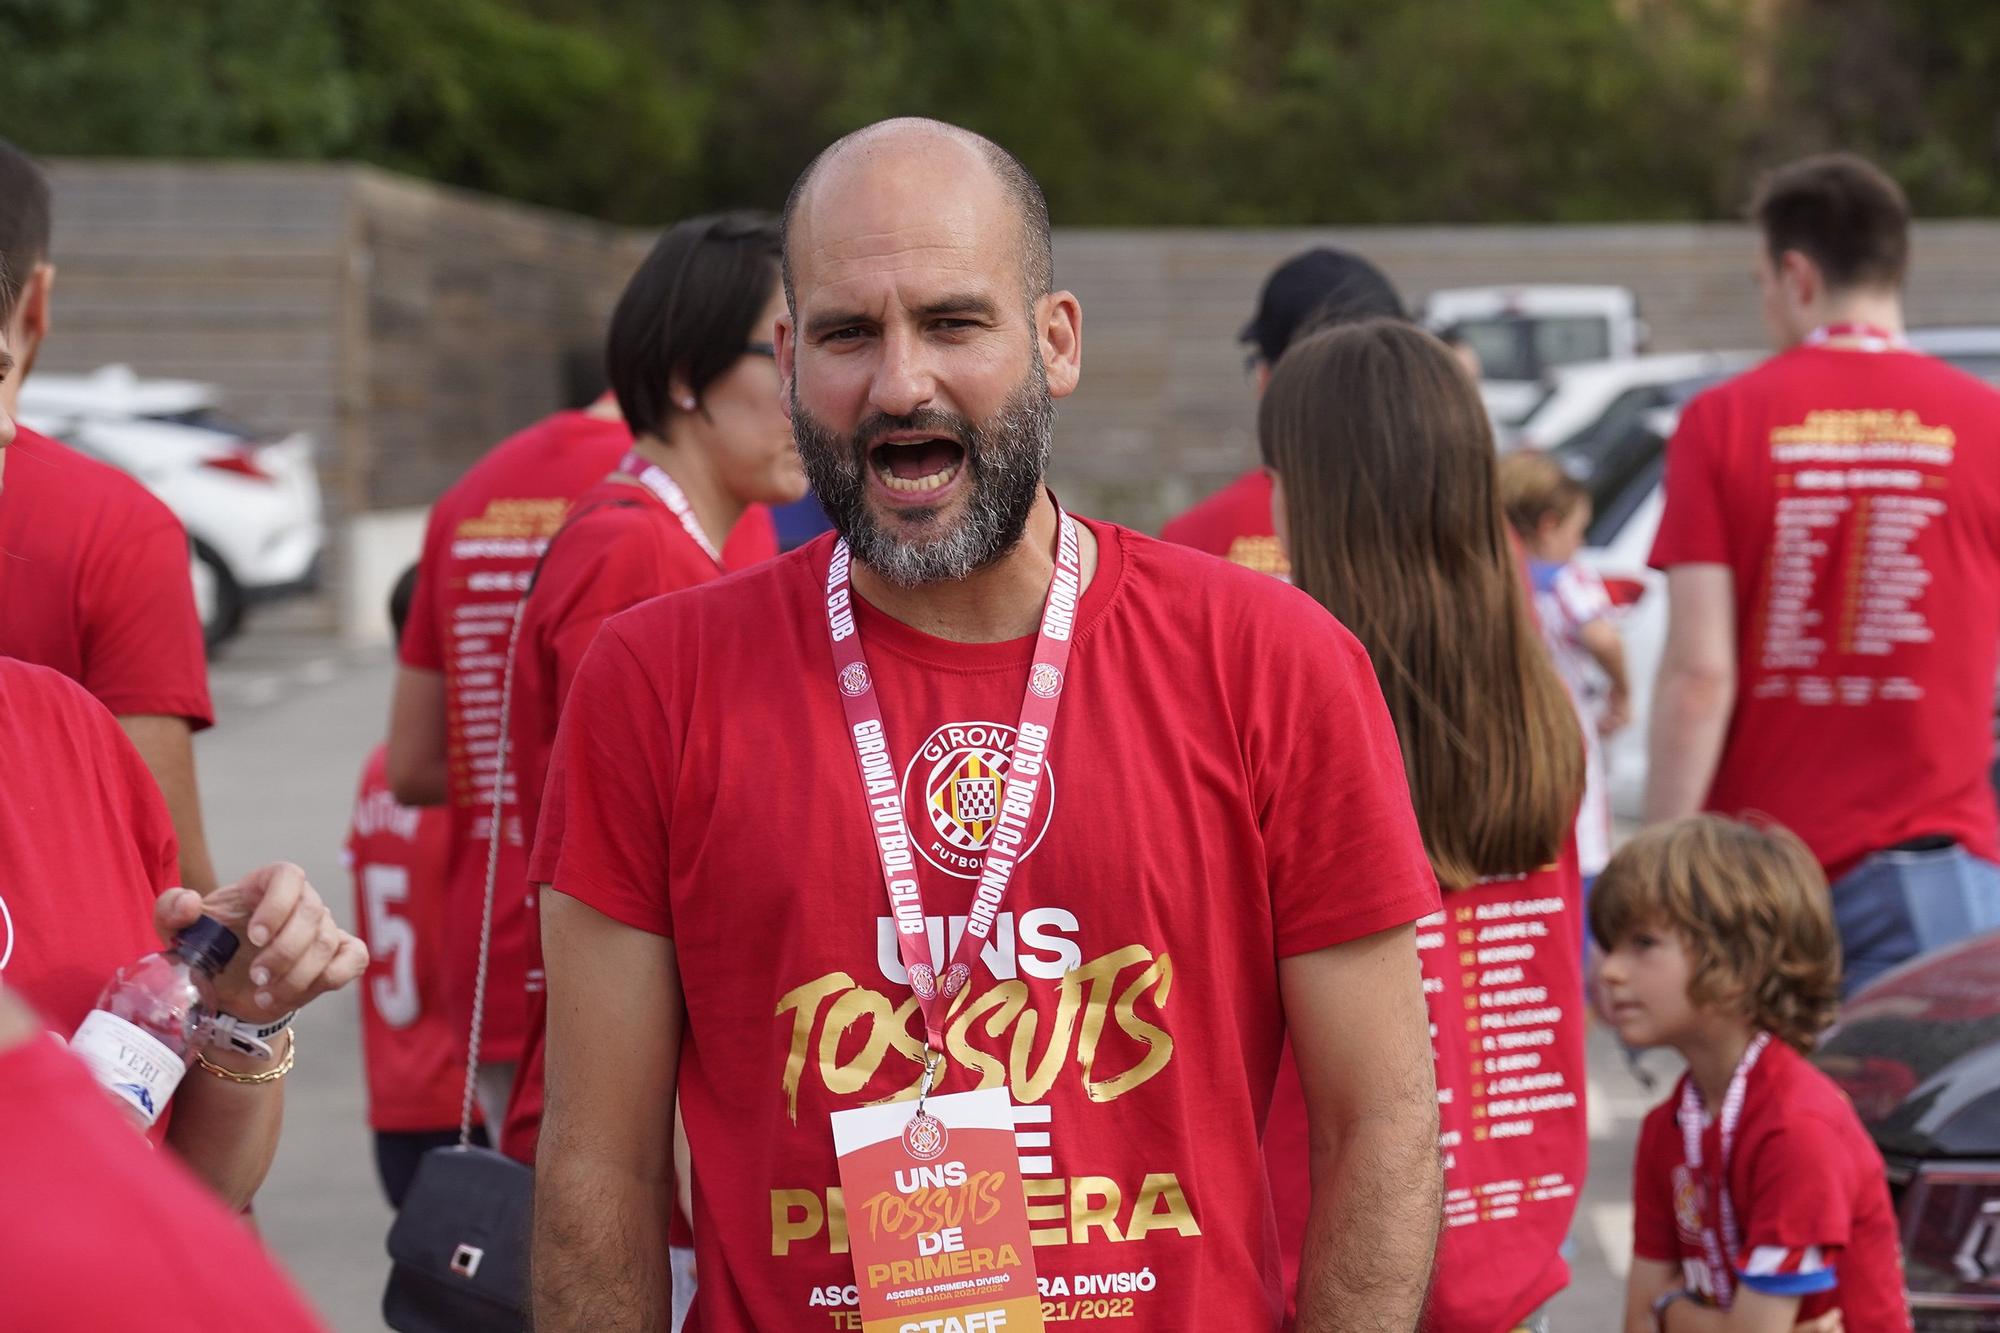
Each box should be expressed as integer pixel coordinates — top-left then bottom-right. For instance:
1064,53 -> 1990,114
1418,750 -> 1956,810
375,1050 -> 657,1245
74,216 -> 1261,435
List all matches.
1596,817 -> 1909,1332
0,983 -> 331,1333
348,565 -> 482,1207
1647,153 -> 2000,995
501,211 -> 806,1168
1262,319 -> 1589,1331
1160,247 -> 1405,578
528,119 -> 1444,1333
0,137 -> 220,897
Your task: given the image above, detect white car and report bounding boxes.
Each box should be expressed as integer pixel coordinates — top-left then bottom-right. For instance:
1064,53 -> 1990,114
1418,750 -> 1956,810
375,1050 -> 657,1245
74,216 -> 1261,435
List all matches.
18,365 -> 325,648
1421,284 -> 1647,430
1558,328 -> 2000,816
1510,350 -> 1755,454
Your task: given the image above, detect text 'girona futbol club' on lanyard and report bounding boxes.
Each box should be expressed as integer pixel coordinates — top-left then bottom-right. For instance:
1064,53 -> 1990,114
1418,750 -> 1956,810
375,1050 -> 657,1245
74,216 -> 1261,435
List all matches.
825,500 -> 1083,1114
614,450 -> 721,566
1806,322 -> 1907,353
1677,1030 -> 1771,1308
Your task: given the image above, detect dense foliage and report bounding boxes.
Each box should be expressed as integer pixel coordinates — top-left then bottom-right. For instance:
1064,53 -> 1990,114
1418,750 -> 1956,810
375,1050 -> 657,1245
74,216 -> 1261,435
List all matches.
0,0 -> 1989,224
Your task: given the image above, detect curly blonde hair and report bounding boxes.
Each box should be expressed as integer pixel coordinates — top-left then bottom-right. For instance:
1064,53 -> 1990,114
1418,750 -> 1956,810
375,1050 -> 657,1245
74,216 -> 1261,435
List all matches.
1588,815 -> 1841,1052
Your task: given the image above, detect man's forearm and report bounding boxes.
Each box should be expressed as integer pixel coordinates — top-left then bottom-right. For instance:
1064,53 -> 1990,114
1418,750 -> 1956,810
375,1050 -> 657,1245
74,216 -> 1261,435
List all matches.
1294,1114 -> 1441,1330
163,1043 -> 285,1210
1643,664 -> 1734,825
119,714 -> 219,894
535,1154 -> 671,1332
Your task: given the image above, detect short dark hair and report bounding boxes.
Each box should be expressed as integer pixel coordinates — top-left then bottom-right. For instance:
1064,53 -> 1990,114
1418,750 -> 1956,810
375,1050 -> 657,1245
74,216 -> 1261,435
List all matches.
388,563 -> 419,642
606,211 -> 782,443
1752,152 -> 1909,292
0,138 -> 51,323
782,119 -> 1052,309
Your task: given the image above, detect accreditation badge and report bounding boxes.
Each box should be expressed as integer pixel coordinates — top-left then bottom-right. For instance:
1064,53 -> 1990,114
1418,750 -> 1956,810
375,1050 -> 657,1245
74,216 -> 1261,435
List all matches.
831,1088 -> 1045,1333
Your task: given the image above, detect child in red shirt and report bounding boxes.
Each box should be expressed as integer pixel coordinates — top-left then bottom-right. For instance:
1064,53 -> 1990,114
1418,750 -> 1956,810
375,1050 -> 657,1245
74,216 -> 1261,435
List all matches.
1594,816 -> 1910,1332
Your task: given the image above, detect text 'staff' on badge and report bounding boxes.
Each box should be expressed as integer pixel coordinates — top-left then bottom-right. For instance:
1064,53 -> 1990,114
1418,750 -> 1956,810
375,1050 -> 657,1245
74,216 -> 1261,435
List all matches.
831,1088 -> 1045,1333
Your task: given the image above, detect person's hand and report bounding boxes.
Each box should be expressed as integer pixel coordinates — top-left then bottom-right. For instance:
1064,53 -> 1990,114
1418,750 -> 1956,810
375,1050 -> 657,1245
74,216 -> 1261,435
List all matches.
154,863 -> 368,1024
1598,689 -> 1632,736
1794,1311 -> 1843,1333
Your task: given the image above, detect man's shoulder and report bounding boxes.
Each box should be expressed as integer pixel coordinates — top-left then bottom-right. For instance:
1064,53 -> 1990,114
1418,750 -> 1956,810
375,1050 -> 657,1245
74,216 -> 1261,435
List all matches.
441,412 -> 626,507
3,427 -> 182,534
0,655 -> 124,742
1115,523 -> 1358,656
602,536 -> 820,647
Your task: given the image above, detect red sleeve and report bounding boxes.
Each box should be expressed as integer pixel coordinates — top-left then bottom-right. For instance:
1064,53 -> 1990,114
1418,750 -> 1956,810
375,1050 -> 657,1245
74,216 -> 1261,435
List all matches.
78,506 -> 214,728
1649,391 -> 1732,570
399,509 -> 447,671
1262,619 -> 1440,955
1732,1114 -> 1850,1292
530,621 -> 677,936
1632,1103 -> 1680,1262
546,524 -> 712,712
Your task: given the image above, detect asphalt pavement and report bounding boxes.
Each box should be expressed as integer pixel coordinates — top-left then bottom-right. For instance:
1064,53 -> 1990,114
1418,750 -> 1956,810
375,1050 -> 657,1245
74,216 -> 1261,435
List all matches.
200,618 -> 1661,1331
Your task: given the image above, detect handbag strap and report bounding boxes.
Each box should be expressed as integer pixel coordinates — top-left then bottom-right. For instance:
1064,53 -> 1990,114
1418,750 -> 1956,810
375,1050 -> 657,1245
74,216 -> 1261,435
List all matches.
455,493 -> 644,1147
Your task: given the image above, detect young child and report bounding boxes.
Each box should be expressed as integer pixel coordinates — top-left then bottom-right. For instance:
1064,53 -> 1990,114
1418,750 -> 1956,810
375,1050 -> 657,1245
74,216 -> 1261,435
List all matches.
1594,816 -> 1911,1332
1500,449 -> 1629,884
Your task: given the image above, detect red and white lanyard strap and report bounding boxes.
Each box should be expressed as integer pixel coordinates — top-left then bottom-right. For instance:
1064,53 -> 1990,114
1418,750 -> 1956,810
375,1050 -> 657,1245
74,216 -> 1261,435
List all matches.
614,451 -> 721,566
1806,322 -> 1905,353
825,501 -> 1083,1100
1678,1031 -> 1772,1306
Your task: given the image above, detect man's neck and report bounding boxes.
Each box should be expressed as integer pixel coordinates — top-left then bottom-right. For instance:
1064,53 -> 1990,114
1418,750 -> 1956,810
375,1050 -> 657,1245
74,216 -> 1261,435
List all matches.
1680,1021 -> 1758,1112
1802,289 -> 1906,342
626,433 -> 742,557
851,489 -> 1099,644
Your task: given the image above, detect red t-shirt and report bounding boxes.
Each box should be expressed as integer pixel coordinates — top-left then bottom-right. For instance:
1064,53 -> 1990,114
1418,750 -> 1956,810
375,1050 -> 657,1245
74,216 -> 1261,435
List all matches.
400,410 -> 632,1062
0,426 -> 214,727
0,1029 -> 328,1332
1160,468 -> 1290,578
1651,345 -> 2000,877
1264,849 -> 1586,1329
344,743 -> 464,1133
1633,1038 -> 1910,1329
499,477 -> 725,1166
532,522 -> 1440,1332
723,501 -> 780,568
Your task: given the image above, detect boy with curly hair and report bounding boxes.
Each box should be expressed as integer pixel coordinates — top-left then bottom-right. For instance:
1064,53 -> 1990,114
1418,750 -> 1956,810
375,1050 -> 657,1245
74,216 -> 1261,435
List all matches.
1594,815 -> 1911,1332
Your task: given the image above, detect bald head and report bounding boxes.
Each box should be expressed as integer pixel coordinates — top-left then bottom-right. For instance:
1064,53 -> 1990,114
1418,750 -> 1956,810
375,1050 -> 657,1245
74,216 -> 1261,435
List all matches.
782,118 -> 1052,309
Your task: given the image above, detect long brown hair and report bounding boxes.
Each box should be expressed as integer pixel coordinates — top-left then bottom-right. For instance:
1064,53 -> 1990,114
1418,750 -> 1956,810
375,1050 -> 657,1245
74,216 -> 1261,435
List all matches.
1260,319 -> 1584,890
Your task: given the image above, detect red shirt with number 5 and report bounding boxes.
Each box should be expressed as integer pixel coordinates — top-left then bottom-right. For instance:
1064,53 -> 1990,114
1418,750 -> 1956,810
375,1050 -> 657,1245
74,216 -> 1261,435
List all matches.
345,743 -> 463,1132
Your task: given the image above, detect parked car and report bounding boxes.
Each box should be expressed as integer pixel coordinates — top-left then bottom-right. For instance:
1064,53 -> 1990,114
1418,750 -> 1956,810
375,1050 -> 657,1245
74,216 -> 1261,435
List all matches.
1509,350 -> 1755,454
18,365 -> 324,648
1421,284 -> 1647,429
1556,327 -> 2000,816
1821,932 -> 2000,1329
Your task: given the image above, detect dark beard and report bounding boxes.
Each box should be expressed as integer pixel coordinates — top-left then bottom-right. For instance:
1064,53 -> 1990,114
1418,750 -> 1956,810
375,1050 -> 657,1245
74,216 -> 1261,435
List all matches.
792,358 -> 1055,587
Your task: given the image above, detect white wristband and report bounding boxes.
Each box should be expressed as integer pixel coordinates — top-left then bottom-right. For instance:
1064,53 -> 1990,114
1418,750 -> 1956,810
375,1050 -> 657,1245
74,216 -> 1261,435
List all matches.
205,1009 -> 295,1061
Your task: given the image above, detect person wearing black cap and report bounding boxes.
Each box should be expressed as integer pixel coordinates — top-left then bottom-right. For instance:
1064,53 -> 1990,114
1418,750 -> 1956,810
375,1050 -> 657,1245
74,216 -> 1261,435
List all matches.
1160,247 -> 1405,577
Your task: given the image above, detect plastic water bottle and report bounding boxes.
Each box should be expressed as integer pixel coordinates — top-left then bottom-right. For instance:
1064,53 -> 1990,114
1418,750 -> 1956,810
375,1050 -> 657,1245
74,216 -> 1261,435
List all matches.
70,917 -> 240,1130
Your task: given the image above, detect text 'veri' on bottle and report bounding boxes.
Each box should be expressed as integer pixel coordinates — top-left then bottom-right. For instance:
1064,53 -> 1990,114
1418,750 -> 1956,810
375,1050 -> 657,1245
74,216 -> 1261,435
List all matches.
70,917 -> 239,1129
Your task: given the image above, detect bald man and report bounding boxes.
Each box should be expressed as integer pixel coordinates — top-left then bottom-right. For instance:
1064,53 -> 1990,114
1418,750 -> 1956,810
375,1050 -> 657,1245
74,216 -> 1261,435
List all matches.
530,118 -> 1443,1332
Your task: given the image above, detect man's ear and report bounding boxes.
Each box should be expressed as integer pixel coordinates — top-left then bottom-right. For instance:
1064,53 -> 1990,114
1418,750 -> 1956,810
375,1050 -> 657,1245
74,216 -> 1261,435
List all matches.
1037,290 -> 1083,400
14,261 -> 53,372
1779,249 -> 1819,311
775,310 -> 797,422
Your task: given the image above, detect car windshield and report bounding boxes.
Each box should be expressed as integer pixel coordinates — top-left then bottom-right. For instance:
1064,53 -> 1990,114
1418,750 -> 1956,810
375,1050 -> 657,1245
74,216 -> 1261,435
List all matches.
1553,371 -> 1732,546
1453,315 -> 1613,383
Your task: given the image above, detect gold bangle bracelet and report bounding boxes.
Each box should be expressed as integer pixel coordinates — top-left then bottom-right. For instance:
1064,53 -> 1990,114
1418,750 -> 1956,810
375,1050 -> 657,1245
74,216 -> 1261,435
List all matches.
194,1030 -> 296,1085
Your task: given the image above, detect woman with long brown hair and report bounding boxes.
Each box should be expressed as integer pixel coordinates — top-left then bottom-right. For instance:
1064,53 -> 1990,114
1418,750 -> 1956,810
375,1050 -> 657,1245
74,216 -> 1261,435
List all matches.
1260,318 -> 1587,1333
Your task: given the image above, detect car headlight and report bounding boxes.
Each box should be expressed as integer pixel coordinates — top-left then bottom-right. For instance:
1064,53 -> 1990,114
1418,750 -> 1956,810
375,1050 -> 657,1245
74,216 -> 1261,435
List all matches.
1898,1159 -> 2000,1325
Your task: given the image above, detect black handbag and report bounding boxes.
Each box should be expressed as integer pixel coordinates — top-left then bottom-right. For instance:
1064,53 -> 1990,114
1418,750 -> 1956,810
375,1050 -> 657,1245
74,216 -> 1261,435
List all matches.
383,1145 -> 534,1331
383,598 -> 536,1332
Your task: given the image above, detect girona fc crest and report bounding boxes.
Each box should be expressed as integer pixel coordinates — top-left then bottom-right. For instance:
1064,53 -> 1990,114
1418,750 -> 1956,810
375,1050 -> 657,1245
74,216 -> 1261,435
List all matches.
838,662 -> 872,697
901,721 -> 1057,880
941,962 -> 972,998
908,962 -> 938,1000
1028,662 -> 1063,699
902,1111 -> 948,1161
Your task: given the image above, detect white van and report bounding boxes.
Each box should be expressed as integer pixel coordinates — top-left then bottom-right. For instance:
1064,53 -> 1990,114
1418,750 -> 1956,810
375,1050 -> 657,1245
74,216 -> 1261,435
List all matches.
1421,284 -> 1646,430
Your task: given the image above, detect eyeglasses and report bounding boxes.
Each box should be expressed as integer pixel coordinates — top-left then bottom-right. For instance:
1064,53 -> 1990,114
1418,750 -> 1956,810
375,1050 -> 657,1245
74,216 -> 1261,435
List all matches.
745,341 -> 776,360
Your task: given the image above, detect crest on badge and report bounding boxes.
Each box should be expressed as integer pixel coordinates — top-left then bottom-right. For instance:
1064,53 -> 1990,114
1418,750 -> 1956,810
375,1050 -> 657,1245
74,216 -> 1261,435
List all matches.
901,721 -> 1057,879
1028,662 -> 1063,699
838,662 -> 872,697
902,1111 -> 949,1162
908,962 -> 938,1000
940,962 -> 972,998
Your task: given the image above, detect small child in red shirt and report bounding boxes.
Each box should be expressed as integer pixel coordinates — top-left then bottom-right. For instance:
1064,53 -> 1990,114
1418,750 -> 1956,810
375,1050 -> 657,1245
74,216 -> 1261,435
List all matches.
1594,815 -> 1911,1332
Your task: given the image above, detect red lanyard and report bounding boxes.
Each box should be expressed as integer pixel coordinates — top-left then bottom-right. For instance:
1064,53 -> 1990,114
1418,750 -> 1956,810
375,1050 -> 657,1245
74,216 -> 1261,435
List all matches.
1805,322 -> 1904,353
1677,1031 -> 1770,1307
825,503 -> 1083,1068
615,451 -> 721,566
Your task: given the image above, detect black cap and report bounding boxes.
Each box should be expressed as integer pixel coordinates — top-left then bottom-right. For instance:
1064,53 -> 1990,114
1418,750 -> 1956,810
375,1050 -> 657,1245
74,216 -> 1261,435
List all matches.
1241,248 -> 1405,366
173,916 -> 240,975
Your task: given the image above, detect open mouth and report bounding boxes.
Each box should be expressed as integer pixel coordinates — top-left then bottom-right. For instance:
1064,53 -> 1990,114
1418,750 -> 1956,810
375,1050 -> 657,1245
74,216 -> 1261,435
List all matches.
870,436 -> 966,496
